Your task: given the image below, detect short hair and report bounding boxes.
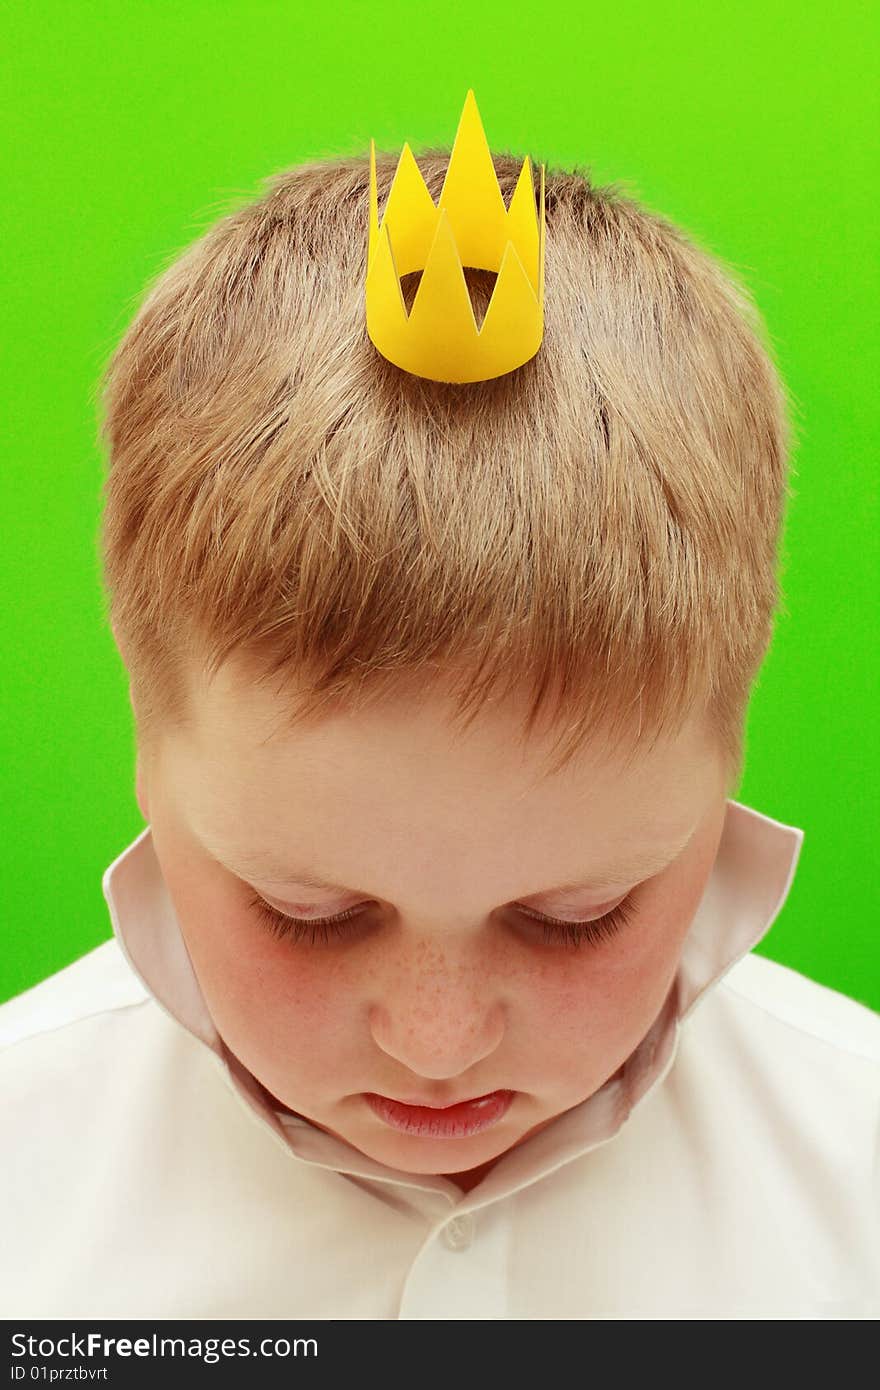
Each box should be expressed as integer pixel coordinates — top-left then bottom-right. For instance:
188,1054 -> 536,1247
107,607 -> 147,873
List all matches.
97,147 -> 799,786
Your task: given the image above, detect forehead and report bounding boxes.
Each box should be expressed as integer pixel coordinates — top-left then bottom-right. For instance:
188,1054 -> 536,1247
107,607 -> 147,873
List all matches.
178,656 -> 713,798
161,660 -> 721,902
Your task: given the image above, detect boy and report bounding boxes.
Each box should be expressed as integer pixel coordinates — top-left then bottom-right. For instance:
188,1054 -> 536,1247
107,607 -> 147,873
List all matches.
2,96 -> 879,1319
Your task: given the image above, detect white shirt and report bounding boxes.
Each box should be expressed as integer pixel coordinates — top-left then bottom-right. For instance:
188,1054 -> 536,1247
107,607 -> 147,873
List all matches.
2,798 -> 879,1320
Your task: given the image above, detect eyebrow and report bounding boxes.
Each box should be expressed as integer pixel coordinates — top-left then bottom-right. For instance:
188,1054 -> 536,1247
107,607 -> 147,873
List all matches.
218,837 -> 690,897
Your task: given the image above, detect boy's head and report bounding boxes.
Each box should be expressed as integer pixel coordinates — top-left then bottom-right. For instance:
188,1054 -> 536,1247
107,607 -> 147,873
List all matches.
99,146 -> 795,1187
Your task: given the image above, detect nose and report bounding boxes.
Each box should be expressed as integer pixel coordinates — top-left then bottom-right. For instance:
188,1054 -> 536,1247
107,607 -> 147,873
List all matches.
368,990 -> 506,1081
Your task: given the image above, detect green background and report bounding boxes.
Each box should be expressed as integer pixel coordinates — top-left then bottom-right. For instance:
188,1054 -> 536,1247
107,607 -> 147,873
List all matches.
2,1 -> 877,1010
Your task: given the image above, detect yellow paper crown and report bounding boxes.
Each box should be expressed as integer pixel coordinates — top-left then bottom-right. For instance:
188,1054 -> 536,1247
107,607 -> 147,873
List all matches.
365,90 -> 545,384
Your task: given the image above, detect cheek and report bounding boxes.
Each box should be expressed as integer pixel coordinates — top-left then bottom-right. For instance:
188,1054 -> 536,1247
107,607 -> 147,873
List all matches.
519,854 -> 718,1063
159,856 -> 347,1057
515,922 -> 674,1063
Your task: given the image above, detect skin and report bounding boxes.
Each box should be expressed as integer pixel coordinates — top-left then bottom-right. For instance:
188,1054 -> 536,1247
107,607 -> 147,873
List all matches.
132,659 -> 729,1195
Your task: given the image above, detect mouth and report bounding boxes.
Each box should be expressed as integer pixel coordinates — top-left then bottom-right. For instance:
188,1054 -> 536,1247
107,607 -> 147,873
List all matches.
362,1089 -> 516,1138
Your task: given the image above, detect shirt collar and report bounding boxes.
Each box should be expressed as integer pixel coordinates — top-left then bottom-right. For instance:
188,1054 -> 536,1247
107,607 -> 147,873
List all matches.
101,798 -> 804,1204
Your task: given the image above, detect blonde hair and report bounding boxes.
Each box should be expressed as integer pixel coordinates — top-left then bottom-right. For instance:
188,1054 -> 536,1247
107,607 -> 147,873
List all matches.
97,147 -> 799,788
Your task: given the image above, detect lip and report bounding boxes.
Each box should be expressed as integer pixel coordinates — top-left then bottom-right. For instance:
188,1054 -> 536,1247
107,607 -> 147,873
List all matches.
385,1093 -> 498,1109
363,1089 -> 516,1138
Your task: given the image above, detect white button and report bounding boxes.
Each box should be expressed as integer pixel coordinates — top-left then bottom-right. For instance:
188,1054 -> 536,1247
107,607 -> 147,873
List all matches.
443,1214 -> 475,1251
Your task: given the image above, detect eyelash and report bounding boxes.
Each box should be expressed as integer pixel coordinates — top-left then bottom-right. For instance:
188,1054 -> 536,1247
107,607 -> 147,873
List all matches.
246,892 -> 638,951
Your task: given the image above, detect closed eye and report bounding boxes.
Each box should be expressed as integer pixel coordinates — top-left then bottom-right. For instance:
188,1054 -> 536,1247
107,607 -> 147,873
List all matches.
247,892 -> 638,951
